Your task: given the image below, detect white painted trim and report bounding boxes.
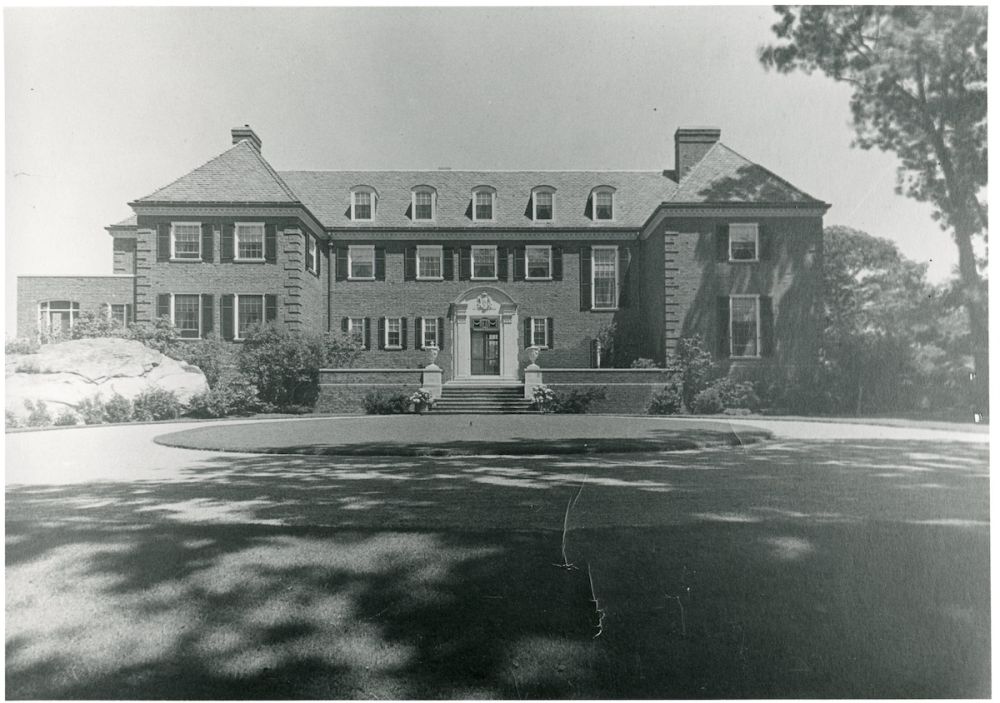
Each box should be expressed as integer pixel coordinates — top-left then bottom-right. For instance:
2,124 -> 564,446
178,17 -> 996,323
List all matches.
234,222 -> 266,262
347,245 -> 376,280
472,187 -> 496,222
531,186 -> 555,222
170,222 -> 202,261
728,223 -> 760,262
416,245 -> 444,280
347,317 -> 368,349
524,244 -> 552,280
306,234 -> 318,273
470,244 -> 498,280
171,293 -> 203,340
530,317 -> 550,348
591,187 -> 616,222
729,294 -> 761,359
591,244 -> 619,310
384,316 -> 403,349
421,317 -> 439,349
233,293 -> 265,341
351,188 -> 376,221
411,188 -> 436,222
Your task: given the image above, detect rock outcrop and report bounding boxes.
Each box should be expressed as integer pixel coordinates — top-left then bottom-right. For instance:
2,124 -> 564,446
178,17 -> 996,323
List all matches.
6,338 -> 208,421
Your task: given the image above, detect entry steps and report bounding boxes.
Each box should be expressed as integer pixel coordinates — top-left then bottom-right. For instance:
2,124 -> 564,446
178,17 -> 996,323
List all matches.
433,384 -> 533,414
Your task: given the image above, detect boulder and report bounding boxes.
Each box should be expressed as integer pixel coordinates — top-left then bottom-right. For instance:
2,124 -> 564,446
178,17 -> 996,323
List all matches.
6,338 -> 208,421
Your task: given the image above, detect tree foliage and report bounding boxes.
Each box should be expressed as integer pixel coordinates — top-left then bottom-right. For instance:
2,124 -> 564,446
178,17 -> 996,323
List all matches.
760,6 -> 988,411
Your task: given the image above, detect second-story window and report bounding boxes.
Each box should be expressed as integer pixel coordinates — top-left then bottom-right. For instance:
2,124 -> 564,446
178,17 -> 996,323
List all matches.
472,245 -> 497,279
348,245 -> 375,280
592,245 -> 618,309
525,245 -> 552,279
417,245 -> 443,279
306,235 -> 317,273
533,191 -> 553,221
414,190 -> 434,220
729,223 -> 759,261
352,191 -> 373,221
172,223 -> 201,260
474,190 -> 494,221
235,223 -> 265,260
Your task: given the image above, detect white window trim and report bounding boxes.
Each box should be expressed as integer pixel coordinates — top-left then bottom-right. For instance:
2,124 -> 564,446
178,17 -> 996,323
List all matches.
108,302 -> 133,327
728,223 -> 760,262
591,245 -> 619,310
170,294 -> 203,340
416,245 -> 444,280
170,222 -> 202,261
384,316 -> 403,350
348,245 -> 376,280
233,294 -> 265,341
38,301 -> 80,332
525,245 -> 553,280
592,188 -> 615,222
234,222 -> 266,262
532,189 -> 555,222
351,189 -> 376,221
412,189 -> 436,221
729,294 -> 762,359
348,317 -> 368,349
530,317 -> 549,349
471,245 -> 499,280
472,189 -> 496,222
306,235 -> 318,273
421,317 -> 439,350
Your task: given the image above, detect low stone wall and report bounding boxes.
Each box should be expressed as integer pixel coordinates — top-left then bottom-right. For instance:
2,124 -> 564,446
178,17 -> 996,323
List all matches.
317,368 -> 424,413
539,368 -> 678,414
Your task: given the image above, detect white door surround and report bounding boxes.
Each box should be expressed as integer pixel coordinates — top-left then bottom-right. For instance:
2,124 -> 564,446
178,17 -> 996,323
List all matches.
451,286 -> 520,382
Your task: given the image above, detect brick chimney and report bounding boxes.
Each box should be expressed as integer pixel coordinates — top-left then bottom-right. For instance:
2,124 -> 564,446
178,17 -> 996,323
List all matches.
674,127 -> 720,180
231,125 -> 262,152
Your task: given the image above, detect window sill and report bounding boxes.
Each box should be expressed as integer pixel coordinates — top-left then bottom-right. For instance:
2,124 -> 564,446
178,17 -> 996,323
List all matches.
728,259 -> 760,264
385,345 -> 403,351
472,276 -> 498,281
348,276 -> 376,281
525,276 -> 553,281
417,276 -> 444,282
592,306 -> 619,312
169,258 -> 203,263
234,258 -> 266,263
730,355 -> 762,360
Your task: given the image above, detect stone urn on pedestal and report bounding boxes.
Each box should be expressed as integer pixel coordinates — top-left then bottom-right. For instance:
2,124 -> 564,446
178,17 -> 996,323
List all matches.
426,346 -> 440,368
526,345 -> 541,369
523,346 -> 543,400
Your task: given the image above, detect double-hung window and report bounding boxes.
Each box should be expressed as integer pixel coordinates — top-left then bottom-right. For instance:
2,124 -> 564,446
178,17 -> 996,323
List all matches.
525,245 -> 552,279
171,223 -> 201,260
349,245 -> 375,279
352,191 -> 374,221
235,223 -> 265,261
472,245 -> 497,279
473,189 -> 494,221
385,317 -> 402,349
422,318 -> 439,349
173,294 -> 201,339
236,294 -> 264,339
531,317 -> 549,348
417,246 -> 443,280
413,190 -> 434,221
592,246 -> 618,310
730,295 -> 760,358
729,223 -> 759,261
594,190 -> 614,221
306,235 -> 317,273
109,303 -> 133,327
347,317 -> 367,348
533,191 -> 553,221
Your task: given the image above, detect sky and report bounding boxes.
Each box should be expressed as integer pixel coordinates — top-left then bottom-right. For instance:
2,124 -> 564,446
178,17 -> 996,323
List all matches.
4,6 -> 963,333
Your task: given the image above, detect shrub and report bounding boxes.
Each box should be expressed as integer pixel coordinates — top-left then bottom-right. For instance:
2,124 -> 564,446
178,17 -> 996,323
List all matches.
186,372 -> 261,418
24,400 -> 52,427
691,377 -> 759,415
674,335 -> 718,409
69,311 -> 129,341
237,324 -> 362,410
6,337 -> 39,355
530,385 -> 557,412
78,395 -> 106,425
103,394 -> 133,423
595,323 -> 617,368
409,388 -> 435,413
126,317 -> 180,355
6,410 -> 21,429
552,387 -> 607,414
630,358 -> 659,369
54,409 -> 79,426
647,379 -> 684,415
132,387 -> 182,421
362,390 -> 411,415
174,338 -> 234,387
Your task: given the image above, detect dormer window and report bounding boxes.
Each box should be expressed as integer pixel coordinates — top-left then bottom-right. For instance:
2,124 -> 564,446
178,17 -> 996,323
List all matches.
473,188 -> 495,222
351,188 -> 376,221
591,187 -> 616,221
532,187 -> 555,222
412,187 -> 436,221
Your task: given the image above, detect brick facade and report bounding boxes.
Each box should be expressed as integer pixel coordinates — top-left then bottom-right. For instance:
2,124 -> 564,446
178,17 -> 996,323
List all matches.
17,275 -> 135,336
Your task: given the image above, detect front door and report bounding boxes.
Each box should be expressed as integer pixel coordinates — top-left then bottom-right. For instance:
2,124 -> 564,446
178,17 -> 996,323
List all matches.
470,320 -> 501,376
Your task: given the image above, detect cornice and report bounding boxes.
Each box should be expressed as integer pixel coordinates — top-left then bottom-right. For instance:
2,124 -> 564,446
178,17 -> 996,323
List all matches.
129,202 -> 327,239
640,203 -> 829,239
323,229 -> 639,242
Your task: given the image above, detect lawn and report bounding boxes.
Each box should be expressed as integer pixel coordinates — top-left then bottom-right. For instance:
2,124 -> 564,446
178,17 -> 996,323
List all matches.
5,430 -> 990,698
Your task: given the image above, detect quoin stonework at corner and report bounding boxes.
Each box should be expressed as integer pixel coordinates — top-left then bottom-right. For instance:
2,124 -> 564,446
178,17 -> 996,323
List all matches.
16,125 -> 828,410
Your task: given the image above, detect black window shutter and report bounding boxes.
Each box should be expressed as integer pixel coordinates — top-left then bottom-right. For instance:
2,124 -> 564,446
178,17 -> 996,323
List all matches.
524,318 -> 532,347
618,247 -> 630,308
201,294 -> 214,337
547,318 -> 554,348
401,318 -> 408,349
716,224 -> 730,262
201,224 -> 214,263
459,247 -> 471,280
341,317 -> 349,333
416,317 -> 423,348
760,296 -> 775,357
437,318 -> 445,350
221,225 -> 235,263
378,317 -> 386,350
497,247 -> 509,281
580,246 -> 592,311
156,293 -> 171,320
364,318 -> 371,350
513,248 -> 525,281
552,247 -> 563,280
717,296 -> 731,357
443,248 -> 455,280
316,241 -> 322,276
157,224 -> 171,262
336,248 -> 348,281
375,247 -> 386,280
265,225 -> 277,263
404,247 -> 416,281
758,224 -> 770,261
265,294 -> 278,323
221,295 -> 235,341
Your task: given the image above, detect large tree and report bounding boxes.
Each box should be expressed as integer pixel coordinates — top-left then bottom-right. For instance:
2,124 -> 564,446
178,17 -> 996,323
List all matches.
760,5 -> 987,410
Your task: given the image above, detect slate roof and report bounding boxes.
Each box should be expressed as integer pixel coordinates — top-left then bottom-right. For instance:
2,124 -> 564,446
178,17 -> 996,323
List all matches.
108,214 -> 137,228
279,170 -> 678,229
134,140 -> 298,204
670,143 -> 825,205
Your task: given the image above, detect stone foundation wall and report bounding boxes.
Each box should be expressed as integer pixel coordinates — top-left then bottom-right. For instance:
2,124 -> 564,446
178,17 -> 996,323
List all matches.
317,368 -> 424,413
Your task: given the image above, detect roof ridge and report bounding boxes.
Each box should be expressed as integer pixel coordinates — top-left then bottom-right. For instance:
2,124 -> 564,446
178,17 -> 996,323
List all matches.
672,141 -> 727,191
245,141 -> 301,201
278,168 -> 668,174
135,141 -> 246,202
711,143 -> 825,204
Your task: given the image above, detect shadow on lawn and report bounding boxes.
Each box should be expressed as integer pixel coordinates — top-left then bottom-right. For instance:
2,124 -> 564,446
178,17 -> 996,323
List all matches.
6,438 -> 990,699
